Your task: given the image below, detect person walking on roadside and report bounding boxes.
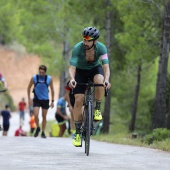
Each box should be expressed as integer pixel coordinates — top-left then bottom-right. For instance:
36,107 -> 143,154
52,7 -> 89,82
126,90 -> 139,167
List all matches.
18,97 -> 26,125
1,104 -> 11,136
27,65 -> 55,138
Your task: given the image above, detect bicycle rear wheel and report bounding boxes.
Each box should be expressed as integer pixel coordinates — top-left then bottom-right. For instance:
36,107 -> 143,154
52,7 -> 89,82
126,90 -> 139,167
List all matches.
85,101 -> 91,156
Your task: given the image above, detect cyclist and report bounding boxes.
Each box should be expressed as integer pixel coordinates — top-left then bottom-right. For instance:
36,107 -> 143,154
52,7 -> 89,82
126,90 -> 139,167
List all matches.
68,26 -> 111,146
0,72 -> 8,130
27,65 -> 55,138
0,72 -> 8,90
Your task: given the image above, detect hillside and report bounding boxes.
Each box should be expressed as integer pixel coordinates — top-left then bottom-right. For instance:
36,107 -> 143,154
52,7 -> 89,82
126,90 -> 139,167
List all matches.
0,46 -> 59,108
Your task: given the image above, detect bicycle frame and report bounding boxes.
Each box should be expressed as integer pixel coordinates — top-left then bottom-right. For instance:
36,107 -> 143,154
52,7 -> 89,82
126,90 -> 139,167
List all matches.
76,79 -> 107,156
82,83 -> 93,156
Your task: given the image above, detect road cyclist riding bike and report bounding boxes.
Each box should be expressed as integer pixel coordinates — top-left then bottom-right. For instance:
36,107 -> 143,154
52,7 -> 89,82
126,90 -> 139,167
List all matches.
68,26 -> 111,147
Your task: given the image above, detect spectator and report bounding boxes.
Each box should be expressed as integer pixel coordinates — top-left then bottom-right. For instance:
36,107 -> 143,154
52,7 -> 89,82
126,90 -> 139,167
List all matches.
0,72 -> 8,90
29,112 -> 36,136
0,72 -> 8,130
27,65 -> 55,138
14,125 -> 27,137
1,104 -> 11,136
18,98 -> 26,124
55,94 -> 70,137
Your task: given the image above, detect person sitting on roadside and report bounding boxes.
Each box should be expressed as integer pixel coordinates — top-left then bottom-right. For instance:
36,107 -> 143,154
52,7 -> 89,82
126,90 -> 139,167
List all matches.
55,94 -> 70,137
14,125 -> 27,137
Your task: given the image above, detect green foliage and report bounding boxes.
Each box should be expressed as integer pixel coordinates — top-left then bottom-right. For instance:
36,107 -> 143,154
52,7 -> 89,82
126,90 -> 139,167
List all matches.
0,0 -> 168,134
144,128 -> 170,144
0,0 -> 22,44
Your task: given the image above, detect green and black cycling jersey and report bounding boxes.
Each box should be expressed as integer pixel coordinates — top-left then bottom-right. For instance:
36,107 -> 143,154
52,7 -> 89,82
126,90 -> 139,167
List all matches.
70,41 -> 109,70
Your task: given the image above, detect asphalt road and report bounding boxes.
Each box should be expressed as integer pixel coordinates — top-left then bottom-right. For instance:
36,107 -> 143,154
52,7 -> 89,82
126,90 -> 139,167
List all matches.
0,136 -> 170,170
1,105 -> 170,170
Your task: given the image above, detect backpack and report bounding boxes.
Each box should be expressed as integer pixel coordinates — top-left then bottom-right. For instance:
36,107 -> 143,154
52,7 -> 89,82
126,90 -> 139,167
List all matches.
32,74 -> 49,99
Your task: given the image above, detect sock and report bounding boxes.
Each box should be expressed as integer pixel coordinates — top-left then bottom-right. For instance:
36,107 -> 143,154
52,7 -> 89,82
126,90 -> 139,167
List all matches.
75,121 -> 82,134
95,100 -> 101,110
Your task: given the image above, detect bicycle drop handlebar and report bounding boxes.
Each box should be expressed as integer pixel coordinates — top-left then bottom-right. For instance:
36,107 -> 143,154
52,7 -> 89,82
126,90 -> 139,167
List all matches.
71,81 -> 108,97
0,89 -> 7,93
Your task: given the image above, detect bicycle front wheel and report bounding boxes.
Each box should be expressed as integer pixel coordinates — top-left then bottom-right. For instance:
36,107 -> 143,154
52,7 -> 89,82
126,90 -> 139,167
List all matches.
85,101 -> 91,156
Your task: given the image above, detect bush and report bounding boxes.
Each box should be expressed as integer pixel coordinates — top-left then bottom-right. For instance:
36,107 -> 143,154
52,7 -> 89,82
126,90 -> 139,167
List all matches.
144,128 -> 170,144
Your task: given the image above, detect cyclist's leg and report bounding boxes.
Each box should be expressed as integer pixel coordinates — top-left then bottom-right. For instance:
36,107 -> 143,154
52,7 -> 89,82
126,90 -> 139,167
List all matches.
91,65 -> 104,120
72,68 -> 87,146
73,68 -> 87,124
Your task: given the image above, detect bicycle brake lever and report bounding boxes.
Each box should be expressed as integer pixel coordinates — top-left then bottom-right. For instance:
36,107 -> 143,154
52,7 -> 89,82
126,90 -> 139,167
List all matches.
71,81 -> 75,94
104,83 -> 108,97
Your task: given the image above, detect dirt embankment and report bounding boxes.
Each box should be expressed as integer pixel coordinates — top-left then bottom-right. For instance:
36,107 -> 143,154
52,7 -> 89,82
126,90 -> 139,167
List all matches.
0,47 -> 59,108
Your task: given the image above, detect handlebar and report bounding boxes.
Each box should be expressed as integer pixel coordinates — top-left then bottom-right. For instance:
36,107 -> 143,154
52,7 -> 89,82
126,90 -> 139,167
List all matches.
71,81 -> 108,97
0,89 -> 7,93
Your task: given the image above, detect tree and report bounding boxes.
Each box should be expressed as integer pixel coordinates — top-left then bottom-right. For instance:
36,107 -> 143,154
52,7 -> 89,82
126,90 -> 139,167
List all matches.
153,0 -> 170,129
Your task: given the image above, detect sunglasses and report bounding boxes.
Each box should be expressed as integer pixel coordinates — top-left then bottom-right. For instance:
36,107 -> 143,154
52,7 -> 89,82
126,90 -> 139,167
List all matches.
82,35 -> 94,41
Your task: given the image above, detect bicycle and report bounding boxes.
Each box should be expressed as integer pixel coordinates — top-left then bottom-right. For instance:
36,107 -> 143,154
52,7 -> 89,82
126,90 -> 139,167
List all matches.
73,79 -> 108,156
0,89 -> 7,131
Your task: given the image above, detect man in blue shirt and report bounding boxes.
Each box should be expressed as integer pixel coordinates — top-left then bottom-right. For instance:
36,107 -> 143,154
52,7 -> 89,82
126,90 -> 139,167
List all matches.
55,94 -> 70,137
27,65 -> 55,138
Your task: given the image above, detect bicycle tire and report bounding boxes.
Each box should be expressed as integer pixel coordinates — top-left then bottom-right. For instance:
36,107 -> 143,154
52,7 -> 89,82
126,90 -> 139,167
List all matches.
85,101 -> 91,156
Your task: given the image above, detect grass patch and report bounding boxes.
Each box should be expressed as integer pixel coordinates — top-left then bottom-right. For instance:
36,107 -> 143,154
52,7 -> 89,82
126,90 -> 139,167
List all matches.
92,133 -> 170,152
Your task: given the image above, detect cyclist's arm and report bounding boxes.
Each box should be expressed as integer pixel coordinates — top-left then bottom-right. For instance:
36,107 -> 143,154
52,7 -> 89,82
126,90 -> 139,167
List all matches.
68,65 -> 76,88
68,65 -> 76,81
49,78 -> 55,107
103,64 -> 110,82
102,64 -> 111,89
1,79 -> 8,90
27,78 -> 34,105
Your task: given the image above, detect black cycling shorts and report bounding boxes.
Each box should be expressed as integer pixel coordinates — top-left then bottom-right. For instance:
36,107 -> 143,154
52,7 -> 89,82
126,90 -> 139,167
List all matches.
33,98 -> 49,110
3,124 -> 9,131
74,64 -> 104,94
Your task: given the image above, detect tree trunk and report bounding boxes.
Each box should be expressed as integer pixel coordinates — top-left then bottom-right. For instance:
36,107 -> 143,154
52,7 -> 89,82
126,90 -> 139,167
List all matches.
167,95 -> 170,129
152,2 -> 170,129
129,63 -> 141,132
59,40 -> 69,98
103,0 -> 111,133
166,1 -> 170,129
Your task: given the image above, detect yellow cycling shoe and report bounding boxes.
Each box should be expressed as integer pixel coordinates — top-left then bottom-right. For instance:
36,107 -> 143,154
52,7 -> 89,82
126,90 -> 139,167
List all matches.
94,109 -> 102,121
72,133 -> 82,147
